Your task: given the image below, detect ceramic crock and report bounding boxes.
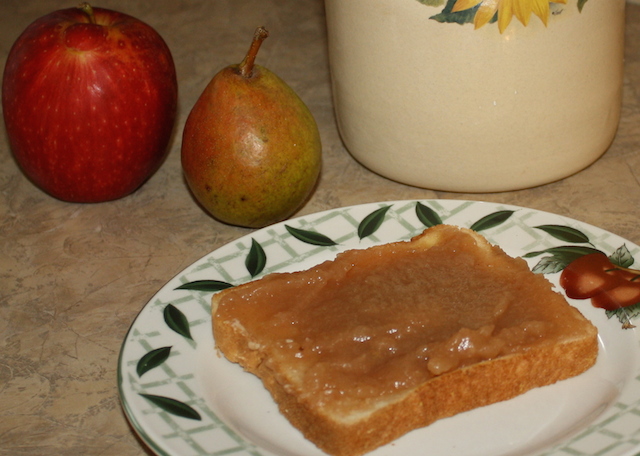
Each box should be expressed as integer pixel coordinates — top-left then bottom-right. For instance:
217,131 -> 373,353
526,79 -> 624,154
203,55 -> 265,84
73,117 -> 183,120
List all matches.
324,0 -> 625,192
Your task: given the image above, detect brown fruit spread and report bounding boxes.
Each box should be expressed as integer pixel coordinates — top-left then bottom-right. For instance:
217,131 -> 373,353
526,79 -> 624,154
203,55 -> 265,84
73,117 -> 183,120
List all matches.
214,228 -> 589,414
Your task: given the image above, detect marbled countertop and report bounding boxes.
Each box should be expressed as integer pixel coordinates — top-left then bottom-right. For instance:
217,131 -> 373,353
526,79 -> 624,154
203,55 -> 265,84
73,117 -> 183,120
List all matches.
2,1 -> 640,455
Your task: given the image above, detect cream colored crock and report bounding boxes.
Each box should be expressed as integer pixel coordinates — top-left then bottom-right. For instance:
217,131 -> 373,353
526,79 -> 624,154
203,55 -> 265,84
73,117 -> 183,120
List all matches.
325,0 -> 625,192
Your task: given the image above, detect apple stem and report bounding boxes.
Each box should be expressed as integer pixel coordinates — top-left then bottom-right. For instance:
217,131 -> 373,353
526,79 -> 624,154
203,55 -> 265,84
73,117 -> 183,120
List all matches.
78,2 -> 97,24
239,27 -> 269,78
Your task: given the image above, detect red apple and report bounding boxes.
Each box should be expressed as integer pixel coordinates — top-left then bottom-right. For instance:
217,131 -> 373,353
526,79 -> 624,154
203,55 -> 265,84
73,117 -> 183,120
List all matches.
2,3 -> 177,202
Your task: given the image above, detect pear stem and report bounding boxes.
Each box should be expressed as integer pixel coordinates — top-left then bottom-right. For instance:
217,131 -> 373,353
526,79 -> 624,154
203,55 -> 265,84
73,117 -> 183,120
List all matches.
239,27 -> 269,78
78,2 -> 97,24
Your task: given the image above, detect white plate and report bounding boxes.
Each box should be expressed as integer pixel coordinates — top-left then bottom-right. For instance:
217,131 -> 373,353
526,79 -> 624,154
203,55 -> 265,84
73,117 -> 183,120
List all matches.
118,200 -> 640,456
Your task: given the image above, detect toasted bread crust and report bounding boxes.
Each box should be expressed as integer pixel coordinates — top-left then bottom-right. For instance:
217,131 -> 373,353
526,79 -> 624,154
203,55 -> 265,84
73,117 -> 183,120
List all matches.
212,225 -> 598,456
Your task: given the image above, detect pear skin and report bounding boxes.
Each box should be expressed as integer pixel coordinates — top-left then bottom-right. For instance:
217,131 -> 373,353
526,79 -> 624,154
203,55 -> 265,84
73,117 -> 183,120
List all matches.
181,27 -> 321,228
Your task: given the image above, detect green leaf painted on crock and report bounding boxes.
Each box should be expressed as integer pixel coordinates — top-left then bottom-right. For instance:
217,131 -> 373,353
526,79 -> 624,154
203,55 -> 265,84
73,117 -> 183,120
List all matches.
137,346 -> 171,377
416,0 -> 445,6
534,225 -> 590,243
609,244 -> 635,269
358,206 -> 391,239
578,0 -> 589,13
163,304 -> 192,340
285,225 -> 337,246
430,0 -> 489,25
175,280 -> 234,292
415,202 -> 443,228
246,238 -> 266,277
139,393 -> 201,420
469,210 -> 514,232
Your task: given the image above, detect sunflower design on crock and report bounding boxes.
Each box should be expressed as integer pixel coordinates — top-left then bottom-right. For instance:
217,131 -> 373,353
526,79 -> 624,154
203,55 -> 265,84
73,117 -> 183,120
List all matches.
421,0 -> 589,33
454,0 -> 566,32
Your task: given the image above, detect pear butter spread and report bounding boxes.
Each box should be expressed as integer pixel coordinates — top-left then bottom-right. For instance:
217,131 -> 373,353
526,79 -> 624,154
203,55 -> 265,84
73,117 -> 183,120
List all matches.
213,227 -> 590,414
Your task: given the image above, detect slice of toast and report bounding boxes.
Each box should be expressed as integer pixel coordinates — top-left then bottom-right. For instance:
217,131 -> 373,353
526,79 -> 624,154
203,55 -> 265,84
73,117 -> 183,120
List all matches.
211,224 -> 598,456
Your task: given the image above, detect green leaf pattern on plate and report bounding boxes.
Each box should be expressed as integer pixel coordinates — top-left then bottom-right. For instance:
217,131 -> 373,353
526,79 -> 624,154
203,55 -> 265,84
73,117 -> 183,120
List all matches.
606,302 -> 640,329
137,346 -> 172,377
523,246 -> 604,273
163,303 -> 192,340
469,210 -> 515,232
358,205 -> 391,239
139,393 -> 202,421
415,202 -> 443,228
246,238 -> 267,277
285,225 -> 338,246
175,280 -> 234,292
533,225 -> 591,244
610,244 -> 635,269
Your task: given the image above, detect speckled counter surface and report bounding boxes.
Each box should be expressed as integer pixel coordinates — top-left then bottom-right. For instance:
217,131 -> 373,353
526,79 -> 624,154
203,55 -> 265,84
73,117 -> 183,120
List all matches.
1,1 -> 640,455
